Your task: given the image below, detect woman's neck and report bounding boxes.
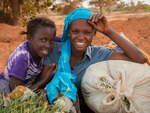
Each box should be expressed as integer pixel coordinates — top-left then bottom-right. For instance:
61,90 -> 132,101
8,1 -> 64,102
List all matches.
70,50 -> 85,67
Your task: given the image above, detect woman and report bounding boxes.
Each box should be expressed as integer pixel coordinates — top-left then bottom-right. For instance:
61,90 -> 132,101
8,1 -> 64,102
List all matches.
41,8 -> 147,112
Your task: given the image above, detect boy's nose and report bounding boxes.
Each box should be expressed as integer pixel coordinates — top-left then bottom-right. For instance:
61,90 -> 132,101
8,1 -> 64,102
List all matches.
45,41 -> 50,48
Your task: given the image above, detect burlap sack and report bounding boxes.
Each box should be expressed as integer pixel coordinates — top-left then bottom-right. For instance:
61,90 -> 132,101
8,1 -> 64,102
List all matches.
81,60 -> 150,113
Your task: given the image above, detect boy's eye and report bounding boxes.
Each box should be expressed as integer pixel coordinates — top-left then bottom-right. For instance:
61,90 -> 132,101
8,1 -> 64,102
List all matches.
42,38 -> 46,42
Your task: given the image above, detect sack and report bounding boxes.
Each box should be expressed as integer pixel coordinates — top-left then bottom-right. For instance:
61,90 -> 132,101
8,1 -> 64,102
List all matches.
54,90 -> 76,113
81,60 -> 150,113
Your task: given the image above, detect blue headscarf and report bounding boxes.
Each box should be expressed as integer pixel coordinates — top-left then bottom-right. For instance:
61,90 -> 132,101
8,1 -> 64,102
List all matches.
46,7 -> 93,104
61,7 -> 93,42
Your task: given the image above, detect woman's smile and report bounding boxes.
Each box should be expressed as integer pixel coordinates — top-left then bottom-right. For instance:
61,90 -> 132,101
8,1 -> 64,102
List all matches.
69,19 -> 95,52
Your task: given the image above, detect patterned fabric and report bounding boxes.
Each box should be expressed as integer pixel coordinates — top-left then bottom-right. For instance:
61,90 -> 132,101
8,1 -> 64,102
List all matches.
0,41 -> 43,97
0,36 -> 61,97
0,79 -> 10,97
55,36 -> 61,42
0,41 -> 43,86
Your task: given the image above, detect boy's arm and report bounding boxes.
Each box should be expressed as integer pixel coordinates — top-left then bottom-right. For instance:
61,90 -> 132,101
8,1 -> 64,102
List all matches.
9,76 -> 24,91
29,63 -> 58,90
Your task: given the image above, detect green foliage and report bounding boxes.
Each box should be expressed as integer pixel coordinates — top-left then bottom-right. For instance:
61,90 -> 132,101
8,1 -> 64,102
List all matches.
123,97 -> 130,110
0,0 -> 62,25
0,88 -> 69,113
89,0 -> 119,13
1,0 -> 12,14
22,0 -> 62,25
0,93 -> 53,113
145,5 -> 150,11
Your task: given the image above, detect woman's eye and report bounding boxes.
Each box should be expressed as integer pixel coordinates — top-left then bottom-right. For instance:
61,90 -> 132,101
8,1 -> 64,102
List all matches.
51,41 -> 54,44
85,31 -> 90,35
72,30 -> 78,33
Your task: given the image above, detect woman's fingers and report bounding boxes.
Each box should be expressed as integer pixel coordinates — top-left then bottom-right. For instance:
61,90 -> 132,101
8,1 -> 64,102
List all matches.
95,13 -> 100,22
89,13 -> 104,22
88,20 -> 97,29
89,15 -> 93,20
98,13 -> 104,19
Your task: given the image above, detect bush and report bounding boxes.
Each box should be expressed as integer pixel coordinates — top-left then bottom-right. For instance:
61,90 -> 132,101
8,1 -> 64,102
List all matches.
0,90 -> 68,113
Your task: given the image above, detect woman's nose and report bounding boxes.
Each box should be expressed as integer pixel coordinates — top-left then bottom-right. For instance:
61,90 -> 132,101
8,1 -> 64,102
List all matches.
78,33 -> 84,39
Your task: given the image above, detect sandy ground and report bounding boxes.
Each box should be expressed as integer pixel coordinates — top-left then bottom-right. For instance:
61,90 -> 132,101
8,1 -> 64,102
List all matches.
0,12 -> 150,72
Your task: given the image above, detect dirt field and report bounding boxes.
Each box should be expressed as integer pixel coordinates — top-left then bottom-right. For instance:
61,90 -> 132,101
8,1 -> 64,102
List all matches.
0,12 -> 150,72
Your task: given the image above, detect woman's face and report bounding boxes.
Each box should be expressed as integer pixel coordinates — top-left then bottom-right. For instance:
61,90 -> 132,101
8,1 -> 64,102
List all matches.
69,19 -> 95,52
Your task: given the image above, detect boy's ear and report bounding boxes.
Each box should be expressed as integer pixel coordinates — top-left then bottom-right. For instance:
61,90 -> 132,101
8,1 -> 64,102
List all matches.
27,36 -> 32,42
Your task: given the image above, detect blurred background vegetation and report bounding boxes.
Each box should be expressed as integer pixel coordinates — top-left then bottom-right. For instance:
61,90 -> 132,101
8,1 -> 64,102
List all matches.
0,0 -> 150,26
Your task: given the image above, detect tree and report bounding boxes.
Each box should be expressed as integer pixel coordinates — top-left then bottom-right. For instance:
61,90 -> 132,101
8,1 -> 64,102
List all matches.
115,1 -> 126,11
57,0 -> 83,7
106,0 -> 113,13
57,0 -> 84,14
128,0 -> 145,13
89,0 -> 119,13
0,0 -> 62,25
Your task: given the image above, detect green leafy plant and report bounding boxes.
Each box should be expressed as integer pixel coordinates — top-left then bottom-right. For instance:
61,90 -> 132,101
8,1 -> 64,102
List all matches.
0,88 -> 70,113
123,97 -> 130,110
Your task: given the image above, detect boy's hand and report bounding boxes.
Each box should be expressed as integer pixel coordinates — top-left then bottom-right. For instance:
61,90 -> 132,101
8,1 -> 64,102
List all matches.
48,63 -> 58,76
88,13 -> 109,33
40,63 -> 58,84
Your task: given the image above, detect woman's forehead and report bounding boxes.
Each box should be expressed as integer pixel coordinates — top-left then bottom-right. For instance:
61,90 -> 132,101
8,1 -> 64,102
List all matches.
69,19 -> 92,28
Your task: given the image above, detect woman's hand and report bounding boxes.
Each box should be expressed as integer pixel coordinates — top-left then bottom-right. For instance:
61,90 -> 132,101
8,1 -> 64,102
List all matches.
74,94 -> 81,113
88,13 -> 109,33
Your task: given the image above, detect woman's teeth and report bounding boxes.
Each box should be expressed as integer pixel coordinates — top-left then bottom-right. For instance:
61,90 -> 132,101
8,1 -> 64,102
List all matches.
76,42 -> 85,45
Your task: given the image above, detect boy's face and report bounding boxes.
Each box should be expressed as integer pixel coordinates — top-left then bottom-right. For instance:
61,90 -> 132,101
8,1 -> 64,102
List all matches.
28,26 -> 56,59
69,19 -> 95,52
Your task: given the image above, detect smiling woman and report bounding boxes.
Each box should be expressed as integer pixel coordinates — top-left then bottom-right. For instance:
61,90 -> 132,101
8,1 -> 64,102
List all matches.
42,7 -> 146,113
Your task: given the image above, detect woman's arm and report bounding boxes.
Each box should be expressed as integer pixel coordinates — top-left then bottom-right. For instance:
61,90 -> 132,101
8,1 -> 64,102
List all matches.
105,27 -> 146,63
88,13 -> 147,63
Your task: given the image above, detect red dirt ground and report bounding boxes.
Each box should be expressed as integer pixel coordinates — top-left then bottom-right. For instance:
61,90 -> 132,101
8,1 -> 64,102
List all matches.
0,12 -> 150,72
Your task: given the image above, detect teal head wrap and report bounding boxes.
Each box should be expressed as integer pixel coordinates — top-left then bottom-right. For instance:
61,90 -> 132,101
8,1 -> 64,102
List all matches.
61,7 -> 93,42
46,7 -> 93,104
